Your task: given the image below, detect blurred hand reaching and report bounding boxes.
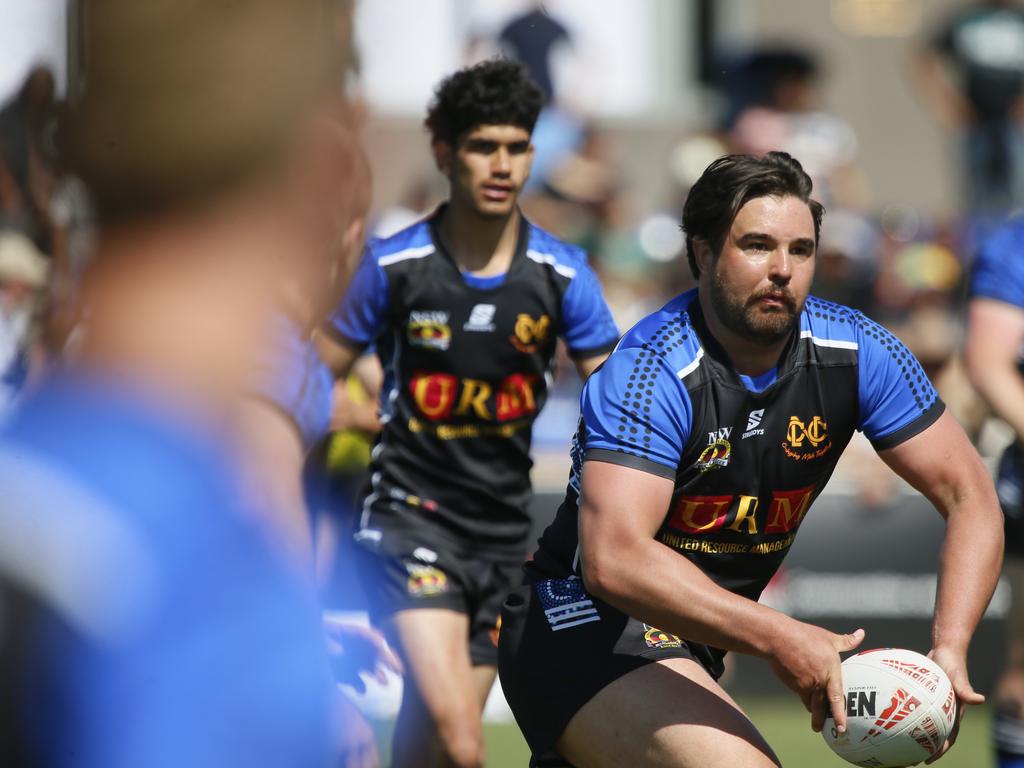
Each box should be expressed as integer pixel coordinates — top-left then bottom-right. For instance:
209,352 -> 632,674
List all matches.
324,617 -> 403,693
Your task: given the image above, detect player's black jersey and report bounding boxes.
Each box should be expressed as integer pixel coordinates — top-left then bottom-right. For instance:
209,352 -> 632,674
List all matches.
332,207 -> 618,552
528,290 -> 944,663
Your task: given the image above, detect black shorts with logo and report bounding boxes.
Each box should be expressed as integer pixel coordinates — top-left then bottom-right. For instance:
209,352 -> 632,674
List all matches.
497,575 -> 722,764
354,514 -> 523,666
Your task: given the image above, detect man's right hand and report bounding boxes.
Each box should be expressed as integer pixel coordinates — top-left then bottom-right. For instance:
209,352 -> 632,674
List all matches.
766,621 -> 865,734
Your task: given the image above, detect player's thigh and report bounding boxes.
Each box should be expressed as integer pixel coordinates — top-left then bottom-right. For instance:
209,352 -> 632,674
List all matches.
557,656 -> 780,768
383,608 -> 480,721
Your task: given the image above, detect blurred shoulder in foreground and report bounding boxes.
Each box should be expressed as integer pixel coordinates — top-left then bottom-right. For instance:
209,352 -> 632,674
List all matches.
0,1 -> 350,766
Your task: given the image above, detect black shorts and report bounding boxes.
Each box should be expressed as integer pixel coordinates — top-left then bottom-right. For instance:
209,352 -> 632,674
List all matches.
354,522 -> 523,666
497,576 -> 722,764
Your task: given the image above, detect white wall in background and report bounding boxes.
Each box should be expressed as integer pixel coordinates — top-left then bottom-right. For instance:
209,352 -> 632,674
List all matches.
0,0 -> 65,104
356,0 -> 662,117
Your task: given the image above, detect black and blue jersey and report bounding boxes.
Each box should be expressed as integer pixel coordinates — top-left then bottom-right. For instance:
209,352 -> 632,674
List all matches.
970,217 -> 1024,554
331,206 -> 618,551
528,290 -> 944,666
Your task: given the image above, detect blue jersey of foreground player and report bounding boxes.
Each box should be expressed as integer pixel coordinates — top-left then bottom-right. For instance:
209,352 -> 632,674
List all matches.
251,313 -> 333,452
530,290 -> 943,673
971,218 -> 1024,556
971,220 -> 1024,309
0,375 -> 332,768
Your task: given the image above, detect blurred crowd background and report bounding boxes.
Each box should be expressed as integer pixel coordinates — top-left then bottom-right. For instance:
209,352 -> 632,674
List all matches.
0,0 -> 1021,737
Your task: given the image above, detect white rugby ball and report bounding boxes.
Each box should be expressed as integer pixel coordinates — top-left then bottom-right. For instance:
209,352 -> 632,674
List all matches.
822,648 -> 957,768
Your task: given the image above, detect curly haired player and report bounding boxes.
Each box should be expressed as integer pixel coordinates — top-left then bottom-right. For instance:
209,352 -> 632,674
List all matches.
320,59 -> 618,768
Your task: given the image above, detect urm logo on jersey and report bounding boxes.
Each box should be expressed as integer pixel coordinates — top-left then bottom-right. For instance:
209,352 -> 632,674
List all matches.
409,372 -> 539,422
666,484 -> 815,536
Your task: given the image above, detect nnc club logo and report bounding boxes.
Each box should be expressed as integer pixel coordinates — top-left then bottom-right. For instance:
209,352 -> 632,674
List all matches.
782,414 -> 832,461
510,313 -> 551,353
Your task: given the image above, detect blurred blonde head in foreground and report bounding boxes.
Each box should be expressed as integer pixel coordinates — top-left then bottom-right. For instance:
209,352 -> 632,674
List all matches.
0,3 -> 369,767
58,0 -> 364,410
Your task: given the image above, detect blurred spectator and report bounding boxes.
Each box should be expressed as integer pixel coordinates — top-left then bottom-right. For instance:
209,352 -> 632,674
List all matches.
42,174 -> 94,354
0,230 -> 47,418
726,48 -> 866,209
0,66 -> 56,251
370,176 -> 440,239
810,209 -> 880,312
471,3 -> 593,192
912,0 -> 1024,218
497,2 -> 571,105
899,300 -> 986,440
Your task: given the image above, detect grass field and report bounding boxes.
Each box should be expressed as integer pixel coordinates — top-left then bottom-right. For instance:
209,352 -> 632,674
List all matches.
734,696 -> 992,768
436,697 -> 994,767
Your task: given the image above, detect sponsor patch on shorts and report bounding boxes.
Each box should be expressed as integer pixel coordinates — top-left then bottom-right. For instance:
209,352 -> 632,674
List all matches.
405,562 -> 448,597
533,576 -> 600,631
643,623 -> 682,649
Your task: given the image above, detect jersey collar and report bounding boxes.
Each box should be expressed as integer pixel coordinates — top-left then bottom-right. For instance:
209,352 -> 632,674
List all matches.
687,297 -> 803,394
428,203 -> 530,283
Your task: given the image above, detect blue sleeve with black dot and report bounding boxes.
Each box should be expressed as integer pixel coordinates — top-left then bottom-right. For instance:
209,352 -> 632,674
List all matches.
856,315 -> 944,450
581,346 -> 692,480
970,219 -> 1024,308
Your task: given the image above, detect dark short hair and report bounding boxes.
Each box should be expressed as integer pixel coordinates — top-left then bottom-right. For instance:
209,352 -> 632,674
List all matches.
681,151 -> 825,278
424,59 -> 543,146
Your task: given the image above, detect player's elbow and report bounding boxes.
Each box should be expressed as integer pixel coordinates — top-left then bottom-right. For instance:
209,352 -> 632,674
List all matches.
578,542 -> 625,603
961,345 -> 989,394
